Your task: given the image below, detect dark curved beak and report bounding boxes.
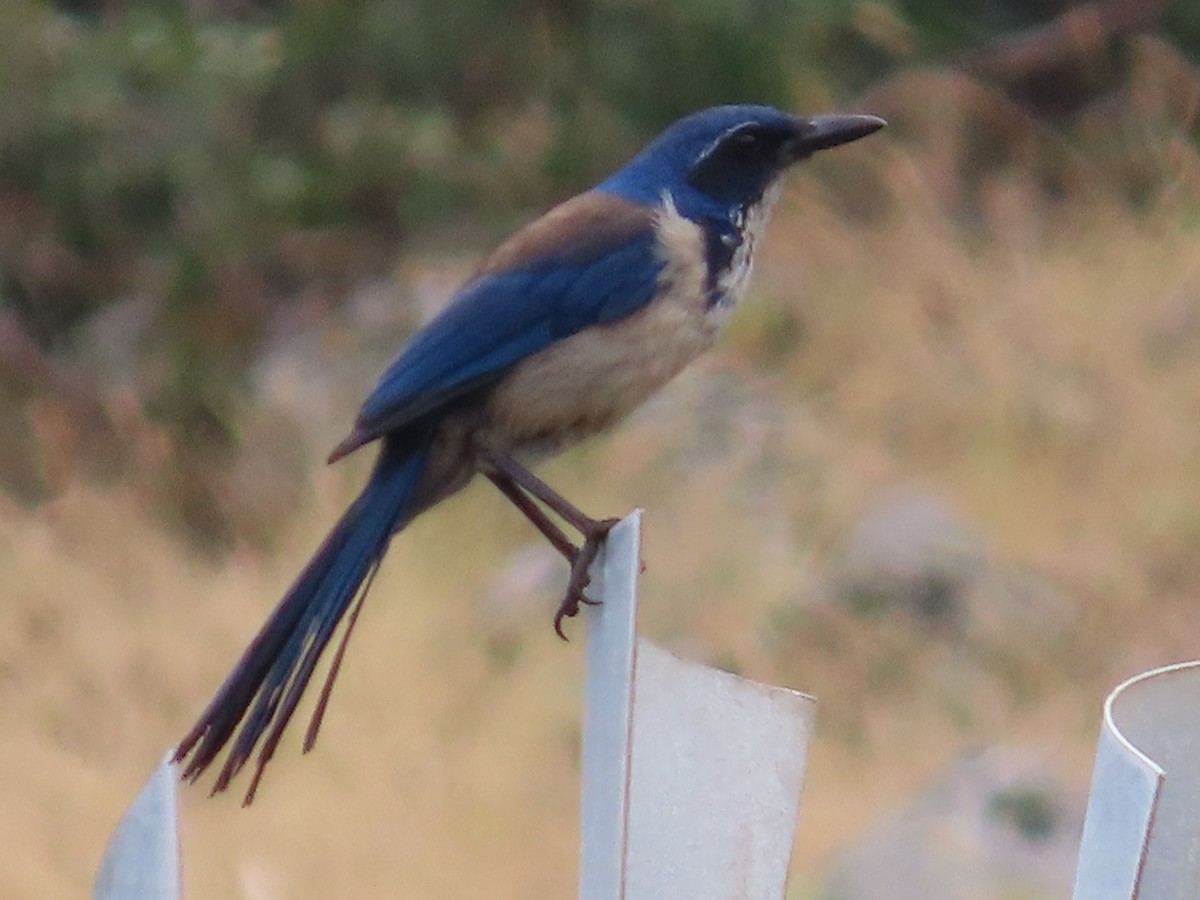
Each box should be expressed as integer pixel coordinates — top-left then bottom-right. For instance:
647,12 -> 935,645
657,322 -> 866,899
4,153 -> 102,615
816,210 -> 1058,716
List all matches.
786,113 -> 886,160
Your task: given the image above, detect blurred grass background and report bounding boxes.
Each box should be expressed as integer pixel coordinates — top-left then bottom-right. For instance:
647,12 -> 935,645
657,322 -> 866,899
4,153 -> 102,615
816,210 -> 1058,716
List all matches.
3,0 -> 1200,897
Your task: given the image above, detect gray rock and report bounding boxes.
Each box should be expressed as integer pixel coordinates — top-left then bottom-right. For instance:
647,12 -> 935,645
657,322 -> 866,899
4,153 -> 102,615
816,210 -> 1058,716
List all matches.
826,488 -> 987,630
820,746 -> 1085,900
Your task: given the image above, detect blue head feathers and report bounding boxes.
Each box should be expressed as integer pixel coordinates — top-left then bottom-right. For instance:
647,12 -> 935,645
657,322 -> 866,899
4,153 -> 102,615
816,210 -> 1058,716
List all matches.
598,104 -> 885,216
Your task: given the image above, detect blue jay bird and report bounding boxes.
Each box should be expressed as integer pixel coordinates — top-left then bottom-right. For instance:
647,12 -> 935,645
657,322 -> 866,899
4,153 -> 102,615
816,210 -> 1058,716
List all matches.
175,104 -> 884,803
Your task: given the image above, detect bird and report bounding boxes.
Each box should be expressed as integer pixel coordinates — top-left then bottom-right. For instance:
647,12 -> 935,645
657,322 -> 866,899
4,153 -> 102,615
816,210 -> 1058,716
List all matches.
174,104 -> 885,803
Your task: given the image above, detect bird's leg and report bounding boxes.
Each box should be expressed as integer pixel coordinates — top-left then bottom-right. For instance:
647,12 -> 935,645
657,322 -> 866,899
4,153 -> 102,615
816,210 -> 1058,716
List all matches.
485,471 -> 579,562
480,450 -> 619,639
481,449 -> 617,536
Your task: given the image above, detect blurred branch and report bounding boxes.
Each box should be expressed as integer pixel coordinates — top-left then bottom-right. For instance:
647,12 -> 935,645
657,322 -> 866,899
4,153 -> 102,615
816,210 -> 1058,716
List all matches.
0,311 -> 88,405
963,0 -> 1169,114
0,310 -> 128,481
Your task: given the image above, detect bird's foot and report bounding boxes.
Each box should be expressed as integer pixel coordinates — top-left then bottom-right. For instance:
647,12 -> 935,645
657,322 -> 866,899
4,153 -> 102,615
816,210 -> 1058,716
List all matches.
553,517 -> 619,640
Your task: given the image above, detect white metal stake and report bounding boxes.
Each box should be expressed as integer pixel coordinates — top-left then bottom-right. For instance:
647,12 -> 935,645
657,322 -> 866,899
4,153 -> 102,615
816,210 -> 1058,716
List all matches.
94,753 -> 181,900
1073,660 -> 1200,900
579,512 -> 643,900
579,512 -> 815,900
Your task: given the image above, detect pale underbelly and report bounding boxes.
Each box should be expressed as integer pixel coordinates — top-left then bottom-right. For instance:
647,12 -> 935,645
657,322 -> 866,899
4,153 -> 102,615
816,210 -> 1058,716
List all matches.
482,288 -> 726,456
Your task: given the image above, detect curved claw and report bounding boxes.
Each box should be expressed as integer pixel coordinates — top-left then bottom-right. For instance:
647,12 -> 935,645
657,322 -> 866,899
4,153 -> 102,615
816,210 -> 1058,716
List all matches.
553,560 -> 592,642
551,518 -> 618,640
553,602 -> 577,641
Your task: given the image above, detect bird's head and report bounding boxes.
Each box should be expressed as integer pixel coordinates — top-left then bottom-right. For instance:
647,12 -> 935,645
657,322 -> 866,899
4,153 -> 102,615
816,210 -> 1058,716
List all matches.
599,104 -> 885,217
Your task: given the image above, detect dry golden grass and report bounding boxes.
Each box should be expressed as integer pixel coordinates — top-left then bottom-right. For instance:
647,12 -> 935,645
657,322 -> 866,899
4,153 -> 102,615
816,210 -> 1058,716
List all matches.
5,65 -> 1200,897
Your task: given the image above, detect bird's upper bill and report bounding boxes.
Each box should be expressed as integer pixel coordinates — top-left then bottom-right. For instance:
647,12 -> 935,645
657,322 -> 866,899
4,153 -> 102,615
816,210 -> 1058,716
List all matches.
785,113 -> 887,160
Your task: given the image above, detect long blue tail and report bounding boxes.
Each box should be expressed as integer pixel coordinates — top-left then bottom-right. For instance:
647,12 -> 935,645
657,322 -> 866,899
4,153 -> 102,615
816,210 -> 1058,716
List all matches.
174,433 -> 432,803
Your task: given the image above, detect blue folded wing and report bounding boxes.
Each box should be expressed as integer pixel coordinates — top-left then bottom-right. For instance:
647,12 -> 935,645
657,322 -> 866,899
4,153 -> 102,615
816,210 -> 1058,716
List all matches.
336,197 -> 664,454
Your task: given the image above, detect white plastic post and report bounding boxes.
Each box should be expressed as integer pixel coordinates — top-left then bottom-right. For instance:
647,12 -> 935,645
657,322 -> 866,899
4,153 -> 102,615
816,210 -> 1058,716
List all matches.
579,512 -> 815,900
94,753 -> 181,900
580,512 -> 643,899
1073,661 -> 1200,900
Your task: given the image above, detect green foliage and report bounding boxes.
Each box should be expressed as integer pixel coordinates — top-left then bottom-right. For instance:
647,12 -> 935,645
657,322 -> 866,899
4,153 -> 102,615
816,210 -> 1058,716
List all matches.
0,0 -> 1197,548
0,0 -> 874,444
987,785 -> 1061,842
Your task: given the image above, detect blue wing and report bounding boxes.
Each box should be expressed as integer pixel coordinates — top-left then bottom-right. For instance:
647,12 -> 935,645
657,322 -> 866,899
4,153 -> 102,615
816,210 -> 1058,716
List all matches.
329,192 -> 663,461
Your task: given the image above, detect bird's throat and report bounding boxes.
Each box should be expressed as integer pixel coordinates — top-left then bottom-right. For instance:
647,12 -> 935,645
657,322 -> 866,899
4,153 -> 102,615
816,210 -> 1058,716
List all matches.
705,183 -> 782,309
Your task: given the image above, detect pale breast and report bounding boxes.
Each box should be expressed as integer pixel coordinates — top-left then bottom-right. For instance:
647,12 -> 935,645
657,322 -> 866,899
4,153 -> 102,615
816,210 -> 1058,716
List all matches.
483,195 -> 725,456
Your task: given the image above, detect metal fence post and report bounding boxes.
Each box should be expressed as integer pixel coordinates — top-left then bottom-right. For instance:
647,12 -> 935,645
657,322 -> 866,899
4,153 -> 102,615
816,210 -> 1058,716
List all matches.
94,753 -> 181,900
1073,661 -> 1200,900
579,512 -> 817,900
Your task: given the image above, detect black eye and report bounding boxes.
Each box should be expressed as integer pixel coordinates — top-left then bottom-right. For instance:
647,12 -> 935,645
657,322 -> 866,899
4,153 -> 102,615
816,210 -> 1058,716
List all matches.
688,124 -> 780,196
730,132 -> 760,153
726,129 -> 771,161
